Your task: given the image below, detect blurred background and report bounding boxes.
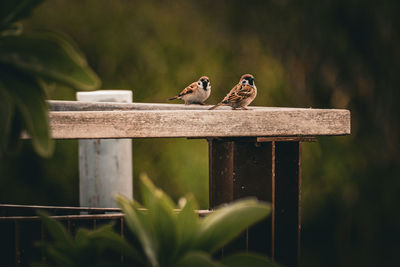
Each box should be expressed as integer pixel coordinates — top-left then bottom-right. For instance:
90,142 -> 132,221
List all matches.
1,0 -> 399,266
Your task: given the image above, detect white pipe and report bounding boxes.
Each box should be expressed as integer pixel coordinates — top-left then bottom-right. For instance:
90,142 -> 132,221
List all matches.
77,90 -> 133,208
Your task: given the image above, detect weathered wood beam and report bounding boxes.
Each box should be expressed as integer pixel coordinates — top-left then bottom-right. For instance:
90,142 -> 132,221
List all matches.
47,107 -> 350,139
48,100 -> 222,111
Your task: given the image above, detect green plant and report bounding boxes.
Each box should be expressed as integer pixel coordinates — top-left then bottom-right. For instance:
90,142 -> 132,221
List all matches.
0,0 -> 100,157
35,214 -> 138,267
37,174 -> 279,267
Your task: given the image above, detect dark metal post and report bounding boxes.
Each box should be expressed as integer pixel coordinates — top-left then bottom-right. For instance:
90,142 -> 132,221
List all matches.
232,141 -> 273,255
15,221 -> 20,267
208,138 -> 301,267
273,141 -> 301,267
208,139 -> 273,255
208,139 -> 234,208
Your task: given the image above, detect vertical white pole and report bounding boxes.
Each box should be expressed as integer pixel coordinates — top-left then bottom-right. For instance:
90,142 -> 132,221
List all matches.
77,90 -> 133,208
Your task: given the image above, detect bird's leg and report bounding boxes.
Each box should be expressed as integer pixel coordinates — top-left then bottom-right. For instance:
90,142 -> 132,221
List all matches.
240,106 -> 248,110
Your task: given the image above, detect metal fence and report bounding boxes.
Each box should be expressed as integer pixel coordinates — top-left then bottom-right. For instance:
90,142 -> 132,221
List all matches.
0,204 -> 213,266
0,204 -> 122,266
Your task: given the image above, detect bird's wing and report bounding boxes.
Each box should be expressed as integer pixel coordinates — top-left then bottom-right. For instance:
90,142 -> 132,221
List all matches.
178,82 -> 198,97
222,84 -> 254,103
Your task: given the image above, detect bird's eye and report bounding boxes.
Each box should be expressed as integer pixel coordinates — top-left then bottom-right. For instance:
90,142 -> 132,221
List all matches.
242,80 -> 246,84
198,82 -> 201,86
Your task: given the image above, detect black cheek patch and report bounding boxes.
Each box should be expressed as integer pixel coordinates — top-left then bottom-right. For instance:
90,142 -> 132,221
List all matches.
202,81 -> 208,89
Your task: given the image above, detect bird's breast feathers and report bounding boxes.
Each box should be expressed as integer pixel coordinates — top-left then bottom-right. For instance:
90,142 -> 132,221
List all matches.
223,84 -> 256,103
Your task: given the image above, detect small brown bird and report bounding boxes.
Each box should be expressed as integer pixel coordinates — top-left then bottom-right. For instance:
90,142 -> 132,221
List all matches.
168,76 -> 211,105
209,74 -> 257,110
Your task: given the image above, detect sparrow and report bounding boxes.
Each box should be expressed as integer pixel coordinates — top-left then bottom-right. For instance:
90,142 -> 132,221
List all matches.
209,74 -> 257,110
168,76 -> 211,105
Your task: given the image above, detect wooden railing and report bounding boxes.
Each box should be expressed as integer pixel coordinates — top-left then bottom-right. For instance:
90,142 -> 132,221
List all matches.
1,100 -> 351,267
48,100 -> 350,139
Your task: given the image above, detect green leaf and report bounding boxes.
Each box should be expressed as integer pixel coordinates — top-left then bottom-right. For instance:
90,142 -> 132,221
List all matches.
116,194 -> 159,267
140,173 -> 176,211
74,228 -> 91,245
139,173 -> 178,265
176,195 -> 200,255
87,224 -> 144,263
0,23 -> 23,37
0,32 -> 101,90
0,66 -> 54,156
221,253 -> 281,267
176,251 -> 224,267
37,211 -> 70,244
0,0 -> 44,30
41,245 -> 75,267
151,194 -> 178,266
196,198 -> 271,253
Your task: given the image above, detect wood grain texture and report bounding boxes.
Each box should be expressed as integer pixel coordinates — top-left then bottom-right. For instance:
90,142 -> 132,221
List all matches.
49,100 -> 219,111
47,103 -> 350,139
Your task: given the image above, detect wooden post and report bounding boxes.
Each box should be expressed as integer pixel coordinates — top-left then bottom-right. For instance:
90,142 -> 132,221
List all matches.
77,91 -> 133,208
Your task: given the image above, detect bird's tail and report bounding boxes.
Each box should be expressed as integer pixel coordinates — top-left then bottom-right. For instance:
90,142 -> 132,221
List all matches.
208,103 -> 223,110
168,96 -> 178,101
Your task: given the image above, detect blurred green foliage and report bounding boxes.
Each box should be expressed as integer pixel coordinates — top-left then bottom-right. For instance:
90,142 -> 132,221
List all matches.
37,175 -> 276,267
0,0 -> 101,157
0,0 -> 399,266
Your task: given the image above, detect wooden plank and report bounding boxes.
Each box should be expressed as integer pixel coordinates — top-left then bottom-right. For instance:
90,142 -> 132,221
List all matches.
48,108 -> 350,139
48,100 -> 317,111
48,100 -> 216,111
